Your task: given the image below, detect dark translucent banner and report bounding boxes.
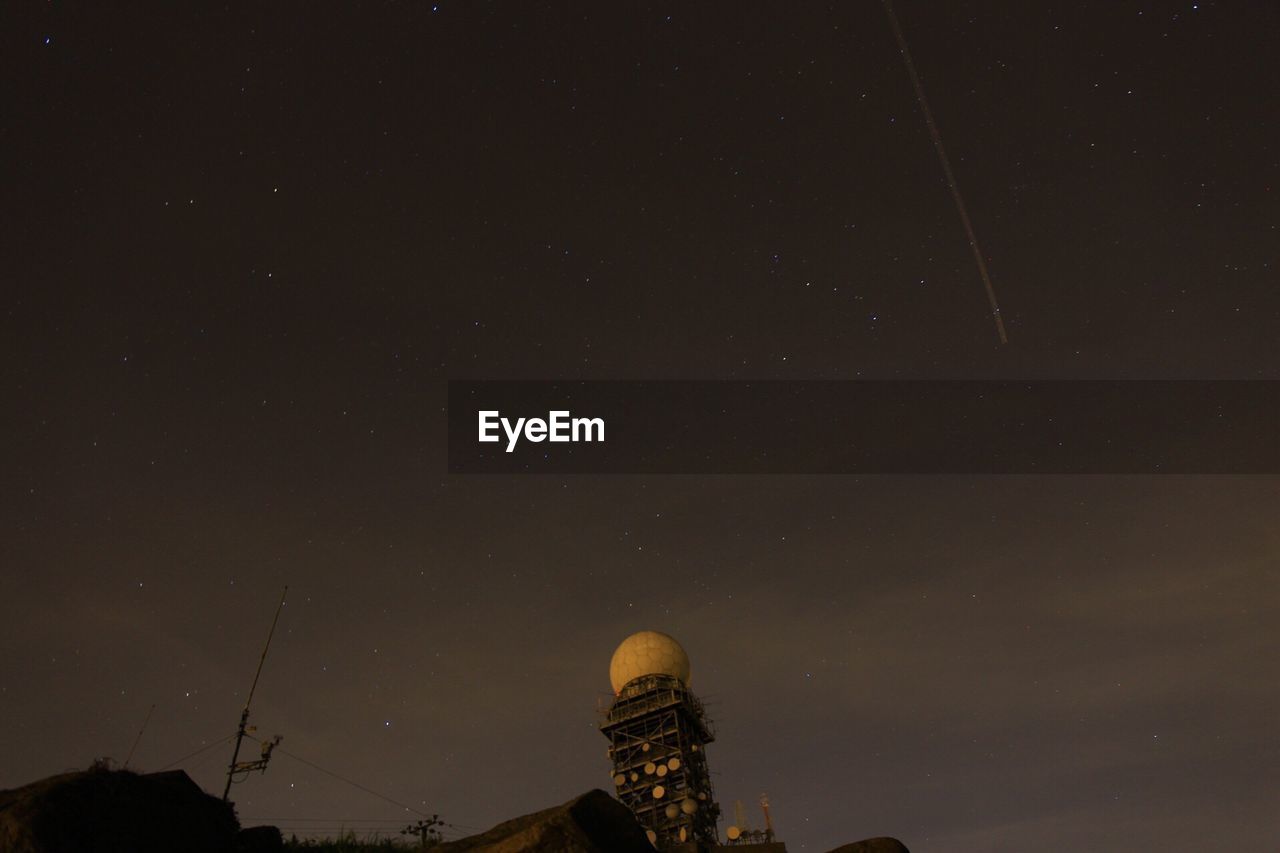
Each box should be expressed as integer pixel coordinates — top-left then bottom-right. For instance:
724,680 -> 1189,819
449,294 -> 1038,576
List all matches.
447,381 -> 1279,474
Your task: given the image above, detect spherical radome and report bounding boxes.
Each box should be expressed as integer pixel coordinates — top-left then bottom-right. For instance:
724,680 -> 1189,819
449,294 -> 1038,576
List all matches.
609,630 -> 691,693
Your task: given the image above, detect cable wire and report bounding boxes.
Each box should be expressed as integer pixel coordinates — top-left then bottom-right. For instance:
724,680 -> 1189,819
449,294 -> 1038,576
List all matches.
244,735 -> 431,819
156,733 -> 238,772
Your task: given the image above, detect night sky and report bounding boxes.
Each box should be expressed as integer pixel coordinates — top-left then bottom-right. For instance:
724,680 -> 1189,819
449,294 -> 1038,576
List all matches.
3,2 -> 1278,851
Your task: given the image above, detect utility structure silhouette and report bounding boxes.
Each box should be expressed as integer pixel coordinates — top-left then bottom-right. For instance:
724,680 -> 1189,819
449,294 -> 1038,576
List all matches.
222,586 -> 287,801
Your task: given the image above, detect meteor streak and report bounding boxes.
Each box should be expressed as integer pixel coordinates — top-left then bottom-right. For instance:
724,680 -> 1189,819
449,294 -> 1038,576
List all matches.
881,0 -> 1009,344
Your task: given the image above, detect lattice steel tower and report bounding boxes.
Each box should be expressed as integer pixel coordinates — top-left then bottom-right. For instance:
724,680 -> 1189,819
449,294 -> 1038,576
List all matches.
601,631 -> 721,848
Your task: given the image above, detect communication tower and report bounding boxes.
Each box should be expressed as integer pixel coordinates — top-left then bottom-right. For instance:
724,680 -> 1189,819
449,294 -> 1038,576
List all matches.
600,631 -> 721,849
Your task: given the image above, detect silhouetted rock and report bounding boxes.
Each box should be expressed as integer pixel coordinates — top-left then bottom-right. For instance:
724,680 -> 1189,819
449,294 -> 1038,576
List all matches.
825,838 -> 911,853
0,767 -> 238,853
428,789 -> 654,853
238,824 -> 284,852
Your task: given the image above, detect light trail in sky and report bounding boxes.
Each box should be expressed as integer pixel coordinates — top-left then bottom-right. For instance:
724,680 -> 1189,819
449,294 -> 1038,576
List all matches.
881,0 -> 1009,344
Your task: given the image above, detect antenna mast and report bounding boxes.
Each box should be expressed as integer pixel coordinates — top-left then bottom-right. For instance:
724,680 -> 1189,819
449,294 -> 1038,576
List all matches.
124,703 -> 156,769
760,793 -> 776,842
222,586 -> 288,801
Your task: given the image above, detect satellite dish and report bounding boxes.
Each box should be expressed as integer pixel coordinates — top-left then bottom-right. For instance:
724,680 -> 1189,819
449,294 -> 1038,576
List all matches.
667,758 -> 681,771
630,772 -> 639,782
681,799 -> 697,815
641,743 -> 651,752
656,764 -> 668,777
613,774 -> 626,786
697,792 -> 707,800
652,785 -> 666,799
678,828 -> 688,842
691,744 -> 699,751
727,826 -> 741,840
665,803 -> 679,820
646,829 -> 658,846
644,762 -> 657,775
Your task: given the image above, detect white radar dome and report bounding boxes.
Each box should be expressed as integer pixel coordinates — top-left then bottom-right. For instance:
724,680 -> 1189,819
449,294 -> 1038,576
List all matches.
609,630 -> 691,694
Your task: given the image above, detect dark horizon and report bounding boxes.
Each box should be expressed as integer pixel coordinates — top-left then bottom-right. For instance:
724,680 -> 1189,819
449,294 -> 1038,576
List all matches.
3,2 -> 1277,850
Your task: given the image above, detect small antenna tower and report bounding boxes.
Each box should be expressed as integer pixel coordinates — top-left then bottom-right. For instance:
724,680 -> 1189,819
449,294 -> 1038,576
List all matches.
222,586 -> 288,801
759,793 -> 776,842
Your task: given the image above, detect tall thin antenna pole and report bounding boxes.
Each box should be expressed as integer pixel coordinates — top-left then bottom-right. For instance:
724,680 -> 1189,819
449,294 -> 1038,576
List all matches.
124,703 -> 156,769
881,0 -> 1009,344
222,585 -> 288,801
760,793 -> 775,841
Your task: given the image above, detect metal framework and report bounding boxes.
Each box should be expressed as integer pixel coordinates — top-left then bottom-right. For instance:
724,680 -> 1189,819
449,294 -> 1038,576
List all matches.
601,673 -> 721,848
